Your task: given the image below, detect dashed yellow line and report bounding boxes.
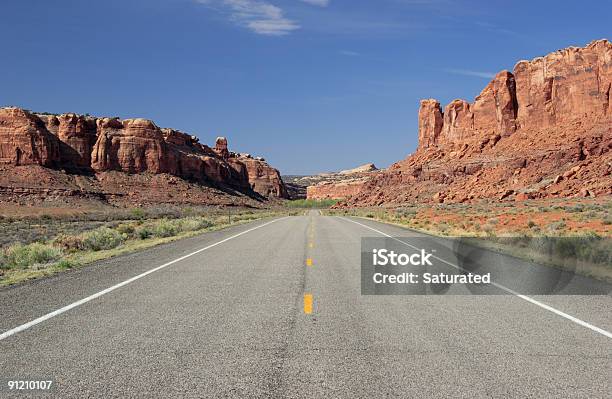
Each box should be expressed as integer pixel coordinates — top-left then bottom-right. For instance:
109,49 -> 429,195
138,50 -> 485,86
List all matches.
303,294 -> 313,314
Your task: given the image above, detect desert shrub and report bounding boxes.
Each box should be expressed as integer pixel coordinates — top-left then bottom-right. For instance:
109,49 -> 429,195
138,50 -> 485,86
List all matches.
130,208 -> 146,220
53,234 -> 85,252
116,223 -> 136,237
482,223 -> 496,236
396,208 -> 417,220
56,259 -> 76,269
152,219 -> 180,238
1,243 -> 63,269
82,227 -> 125,251
136,226 -> 153,240
527,220 -> 537,228
437,222 -> 450,233
179,217 -> 213,232
547,221 -> 567,234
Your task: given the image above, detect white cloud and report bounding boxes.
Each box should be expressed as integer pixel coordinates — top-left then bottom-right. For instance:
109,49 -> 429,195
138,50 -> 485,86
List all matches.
197,0 -> 300,36
445,68 -> 495,79
299,0 -> 330,6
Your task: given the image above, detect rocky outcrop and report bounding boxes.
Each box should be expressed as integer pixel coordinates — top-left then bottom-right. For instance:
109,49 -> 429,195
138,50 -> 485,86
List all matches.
238,156 -> 288,198
339,163 -> 378,175
91,118 -> 168,174
514,39 -> 612,129
0,108 -> 60,167
0,108 -> 288,201
343,39 -> 612,206
303,163 -> 382,200
307,180 -> 368,200
417,99 -> 443,150
39,113 -> 98,169
214,136 -> 230,159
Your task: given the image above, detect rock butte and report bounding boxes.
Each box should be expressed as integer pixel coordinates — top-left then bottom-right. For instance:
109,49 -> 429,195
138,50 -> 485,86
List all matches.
339,39 -> 612,206
0,108 -> 287,205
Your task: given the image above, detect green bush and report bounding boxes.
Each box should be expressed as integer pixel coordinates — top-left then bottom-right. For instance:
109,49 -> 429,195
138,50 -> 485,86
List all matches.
116,223 -> 136,237
152,219 -> 180,238
179,217 -> 213,232
136,226 -> 153,240
1,243 -> 63,270
82,227 -> 125,251
130,208 -> 146,220
56,259 -> 76,270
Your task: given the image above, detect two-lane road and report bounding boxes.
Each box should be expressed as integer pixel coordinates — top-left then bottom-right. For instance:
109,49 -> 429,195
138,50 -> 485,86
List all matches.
1,212 -> 611,398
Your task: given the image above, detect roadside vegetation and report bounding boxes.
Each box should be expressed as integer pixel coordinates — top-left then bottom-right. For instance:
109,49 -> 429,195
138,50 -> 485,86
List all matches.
286,199 -> 339,208
0,207 -> 298,286
324,198 -> 612,282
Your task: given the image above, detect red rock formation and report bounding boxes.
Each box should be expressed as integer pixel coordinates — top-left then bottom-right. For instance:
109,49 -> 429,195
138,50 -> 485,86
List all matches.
417,100 -> 443,149
441,99 -> 473,143
472,70 -> 517,137
307,180 -> 367,200
514,39 -> 612,129
342,39 -> 612,207
0,108 -> 59,167
91,118 -> 167,174
304,164 -> 381,200
39,113 -> 98,169
214,136 -> 230,159
238,156 -> 288,198
0,108 -> 288,201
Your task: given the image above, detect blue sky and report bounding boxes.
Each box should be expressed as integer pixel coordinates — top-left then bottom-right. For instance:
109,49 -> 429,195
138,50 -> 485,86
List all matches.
1,0 -> 610,174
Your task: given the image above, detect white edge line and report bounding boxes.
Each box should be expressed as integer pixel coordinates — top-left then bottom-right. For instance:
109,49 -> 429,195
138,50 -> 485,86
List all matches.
338,216 -> 612,340
0,217 -> 289,341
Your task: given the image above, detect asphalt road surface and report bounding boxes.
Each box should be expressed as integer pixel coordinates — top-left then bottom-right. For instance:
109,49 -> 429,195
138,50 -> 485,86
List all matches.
1,211 -> 611,398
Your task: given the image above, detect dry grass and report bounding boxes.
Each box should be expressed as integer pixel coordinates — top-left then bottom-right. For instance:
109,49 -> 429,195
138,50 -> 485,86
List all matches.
0,208 -> 298,286
324,198 -> 612,282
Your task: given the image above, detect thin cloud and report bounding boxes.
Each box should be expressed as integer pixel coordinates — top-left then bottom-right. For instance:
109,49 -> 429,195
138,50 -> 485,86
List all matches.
299,0 -> 330,6
445,68 -> 495,79
197,0 -> 300,36
340,50 -> 361,56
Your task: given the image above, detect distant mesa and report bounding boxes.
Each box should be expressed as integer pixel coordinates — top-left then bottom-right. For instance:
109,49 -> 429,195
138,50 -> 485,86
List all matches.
338,39 -> 612,206
0,108 -> 288,206
338,163 -> 378,175
283,163 -> 382,201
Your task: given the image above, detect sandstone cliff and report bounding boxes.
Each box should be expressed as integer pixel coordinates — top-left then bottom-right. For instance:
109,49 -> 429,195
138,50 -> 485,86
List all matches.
344,39 -> 612,206
300,163 -> 381,200
0,108 -> 288,205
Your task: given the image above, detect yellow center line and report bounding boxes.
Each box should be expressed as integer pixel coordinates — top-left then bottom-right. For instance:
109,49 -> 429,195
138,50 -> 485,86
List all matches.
303,294 -> 313,314
306,258 -> 313,266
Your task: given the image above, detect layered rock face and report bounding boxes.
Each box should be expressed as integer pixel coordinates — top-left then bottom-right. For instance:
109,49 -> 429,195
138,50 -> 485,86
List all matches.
239,157 -> 288,198
419,70 -> 519,149
0,108 -> 288,201
307,180 -> 367,200
344,39 -> 612,206
0,108 -> 60,167
304,163 -> 381,200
